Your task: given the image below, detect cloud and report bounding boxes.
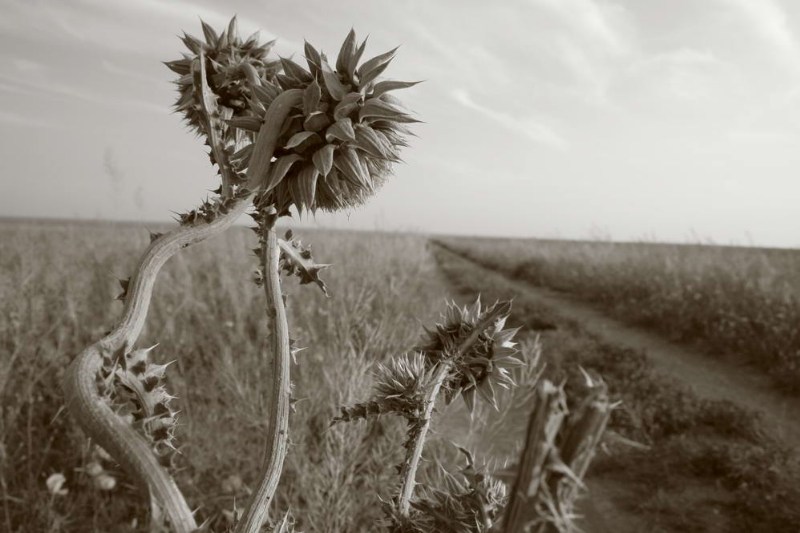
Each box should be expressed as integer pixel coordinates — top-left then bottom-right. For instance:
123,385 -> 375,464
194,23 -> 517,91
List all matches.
0,109 -> 60,129
528,0 -> 633,57
0,74 -> 166,115
101,60 -> 163,85
721,0 -> 800,75
83,0 -> 301,52
451,88 -> 568,150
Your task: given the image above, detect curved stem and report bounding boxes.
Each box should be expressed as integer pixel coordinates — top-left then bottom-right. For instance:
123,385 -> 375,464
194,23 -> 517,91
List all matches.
235,220 -> 292,533
64,204 -> 252,533
63,89 -> 302,532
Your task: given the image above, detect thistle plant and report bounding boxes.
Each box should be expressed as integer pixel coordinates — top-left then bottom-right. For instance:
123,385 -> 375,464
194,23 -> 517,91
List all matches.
61,16 -> 610,533
63,18 -> 417,533
334,299 -> 614,532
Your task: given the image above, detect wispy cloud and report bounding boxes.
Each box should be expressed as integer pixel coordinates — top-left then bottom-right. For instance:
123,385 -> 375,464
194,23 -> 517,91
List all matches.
0,110 -> 61,130
722,0 -> 800,75
83,0 -> 301,53
528,0 -> 633,56
451,88 -> 568,150
0,74 -> 166,115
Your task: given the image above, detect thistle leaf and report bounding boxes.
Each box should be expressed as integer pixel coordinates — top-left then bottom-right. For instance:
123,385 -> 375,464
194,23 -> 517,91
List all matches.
181,32 -> 203,54
278,235 -> 331,296
334,147 -> 370,188
265,154 -> 302,192
312,144 -> 336,177
303,79 -> 322,116
325,117 -> 355,143
291,164 -> 318,212
226,16 -> 238,42
336,29 -> 357,76
280,57 -> 313,82
284,131 -> 319,150
304,40 -> 322,73
200,20 -> 218,46
348,37 -> 368,80
354,124 -> 389,158
357,46 -> 398,88
252,82 -> 280,107
164,59 -> 191,75
333,92 -> 363,121
303,111 -> 331,133
371,79 -> 421,98
359,98 -> 410,122
320,56 -> 347,100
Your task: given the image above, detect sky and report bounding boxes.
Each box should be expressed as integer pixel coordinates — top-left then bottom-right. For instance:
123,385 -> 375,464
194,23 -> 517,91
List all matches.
0,0 -> 798,247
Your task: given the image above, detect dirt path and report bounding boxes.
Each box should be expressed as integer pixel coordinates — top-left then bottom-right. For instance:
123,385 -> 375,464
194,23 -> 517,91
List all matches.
448,251 -> 800,450
433,247 -> 800,532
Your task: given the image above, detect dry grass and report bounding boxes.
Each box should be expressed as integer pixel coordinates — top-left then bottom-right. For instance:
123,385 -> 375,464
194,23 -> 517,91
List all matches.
434,236 -> 800,391
0,219 -> 453,532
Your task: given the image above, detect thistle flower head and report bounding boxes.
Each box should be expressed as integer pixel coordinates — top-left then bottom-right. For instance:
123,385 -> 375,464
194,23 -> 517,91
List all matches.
373,352 -> 429,401
166,17 -> 280,136
243,29 -> 420,214
416,298 -> 524,412
168,22 -> 418,215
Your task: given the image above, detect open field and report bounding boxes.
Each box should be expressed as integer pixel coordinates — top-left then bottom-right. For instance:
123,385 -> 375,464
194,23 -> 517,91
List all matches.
3,219 -> 800,532
434,236 -> 800,392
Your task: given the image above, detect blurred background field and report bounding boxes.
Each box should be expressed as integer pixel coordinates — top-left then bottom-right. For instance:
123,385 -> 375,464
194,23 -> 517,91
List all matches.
435,236 -> 800,392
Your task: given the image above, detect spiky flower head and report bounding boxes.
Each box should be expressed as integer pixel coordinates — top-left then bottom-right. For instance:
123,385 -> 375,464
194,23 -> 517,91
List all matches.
166,17 -> 280,136
332,352 -> 431,425
238,29 -> 420,214
373,351 -> 430,401
416,298 -> 524,412
167,22 -> 418,215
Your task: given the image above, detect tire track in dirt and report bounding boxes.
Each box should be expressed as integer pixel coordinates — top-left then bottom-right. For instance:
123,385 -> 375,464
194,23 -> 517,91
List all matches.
438,245 -> 800,451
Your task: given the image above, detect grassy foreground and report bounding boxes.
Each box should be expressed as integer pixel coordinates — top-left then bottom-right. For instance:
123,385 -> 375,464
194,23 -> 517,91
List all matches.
431,243 -> 800,532
434,236 -> 800,392
0,219 -> 458,532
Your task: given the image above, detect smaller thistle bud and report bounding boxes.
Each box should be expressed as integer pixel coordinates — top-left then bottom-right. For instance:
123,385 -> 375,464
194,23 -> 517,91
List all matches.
167,17 -> 280,137
416,298 -> 523,412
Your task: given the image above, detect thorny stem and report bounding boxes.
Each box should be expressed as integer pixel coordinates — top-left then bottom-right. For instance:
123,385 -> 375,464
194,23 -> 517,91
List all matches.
62,89 -> 302,533
235,220 -> 292,533
397,302 -> 512,517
